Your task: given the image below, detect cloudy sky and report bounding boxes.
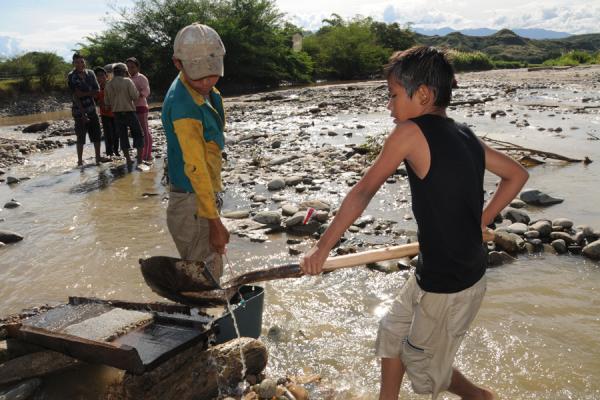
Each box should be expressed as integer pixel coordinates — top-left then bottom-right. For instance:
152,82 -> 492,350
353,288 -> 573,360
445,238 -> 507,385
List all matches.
1,0 -> 598,60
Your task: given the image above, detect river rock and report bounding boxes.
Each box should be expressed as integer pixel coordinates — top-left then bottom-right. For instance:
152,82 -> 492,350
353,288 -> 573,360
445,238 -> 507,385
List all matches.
314,210 -> 329,223
5,177 -> 19,185
549,231 -> 574,244
284,175 -> 303,186
268,155 -> 297,166
519,189 -> 564,206
502,207 -> 530,224
488,251 -> 516,267
281,204 -> 299,216
284,212 -> 305,228
506,222 -> 528,235
288,220 -> 320,235
509,199 -> 527,209
552,218 -> 573,230
530,220 -> 552,237
267,178 -> 286,191
551,239 -> 567,254
524,230 -> 540,239
582,240 -> 600,260
258,379 -> 277,399
0,231 -> 23,244
222,210 -> 250,219
253,211 -> 281,225
0,378 -> 42,400
354,215 -> 375,228
3,200 -> 20,209
494,230 -> 526,254
22,122 -> 50,133
299,199 -> 330,211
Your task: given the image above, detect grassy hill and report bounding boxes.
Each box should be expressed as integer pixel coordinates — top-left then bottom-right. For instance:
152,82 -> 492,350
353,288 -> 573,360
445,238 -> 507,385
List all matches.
416,29 -> 600,64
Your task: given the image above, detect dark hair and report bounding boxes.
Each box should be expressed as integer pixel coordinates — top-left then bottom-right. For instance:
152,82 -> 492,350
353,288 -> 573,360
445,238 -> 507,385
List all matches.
384,46 -> 455,108
126,57 -> 140,67
72,53 -> 84,62
93,67 -> 106,76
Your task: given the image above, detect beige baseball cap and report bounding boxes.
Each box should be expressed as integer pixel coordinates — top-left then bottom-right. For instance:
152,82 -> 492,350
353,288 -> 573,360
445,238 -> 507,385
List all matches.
173,23 -> 226,80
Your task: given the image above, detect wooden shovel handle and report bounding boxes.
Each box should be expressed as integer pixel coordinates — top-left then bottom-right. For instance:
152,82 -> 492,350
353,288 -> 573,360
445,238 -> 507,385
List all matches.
322,228 -> 494,272
322,242 -> 419,271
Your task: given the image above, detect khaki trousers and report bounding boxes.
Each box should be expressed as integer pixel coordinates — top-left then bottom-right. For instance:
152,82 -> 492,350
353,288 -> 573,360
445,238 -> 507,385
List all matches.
166,191 -> 223,280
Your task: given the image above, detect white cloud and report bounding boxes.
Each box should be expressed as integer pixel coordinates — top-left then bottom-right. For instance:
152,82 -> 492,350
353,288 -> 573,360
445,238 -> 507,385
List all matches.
278,0 -> 600,34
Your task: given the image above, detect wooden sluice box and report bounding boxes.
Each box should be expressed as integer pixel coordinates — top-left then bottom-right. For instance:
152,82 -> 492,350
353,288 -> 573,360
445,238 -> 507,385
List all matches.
5,287 -> 264,375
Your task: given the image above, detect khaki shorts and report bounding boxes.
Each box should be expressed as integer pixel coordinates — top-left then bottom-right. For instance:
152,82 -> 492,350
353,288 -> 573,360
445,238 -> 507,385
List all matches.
375,274 -> 486,399
166,191 -> 223,280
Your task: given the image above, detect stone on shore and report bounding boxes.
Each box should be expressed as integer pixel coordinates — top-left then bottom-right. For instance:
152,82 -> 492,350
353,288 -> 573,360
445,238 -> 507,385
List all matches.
503,207 -> 530,224
22,122 -> 50,133
252,211 -> 281,225
0,231 -> 23,244
222,210 -> 251,219
530,220 -> 552,237
3,200 -> 21,209
299,199 -> 330,211
552,218 -> 574,230
519,189 -> 564,206
267,178 -> 285,191
494,230 -> 526,254
582,239 -> 600,260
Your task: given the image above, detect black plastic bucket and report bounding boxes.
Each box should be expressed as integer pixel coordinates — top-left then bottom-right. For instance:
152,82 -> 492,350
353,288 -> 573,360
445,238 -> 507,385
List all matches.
215,285 -> 264,344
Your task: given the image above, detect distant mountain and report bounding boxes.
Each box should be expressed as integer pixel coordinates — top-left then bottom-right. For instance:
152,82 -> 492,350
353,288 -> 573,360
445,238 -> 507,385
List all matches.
415,29 -> 600,63
414,27 -> 572,40
0,36 -> 21,58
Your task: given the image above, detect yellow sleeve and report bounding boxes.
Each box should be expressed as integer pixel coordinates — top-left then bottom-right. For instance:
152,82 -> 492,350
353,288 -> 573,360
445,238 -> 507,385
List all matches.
173,118 -> 219,219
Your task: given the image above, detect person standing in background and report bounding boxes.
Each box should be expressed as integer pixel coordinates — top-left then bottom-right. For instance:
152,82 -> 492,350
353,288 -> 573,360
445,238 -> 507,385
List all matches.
67,53 -> 108,166
94,67 -> 119,158
126,57 -> 152,162
104,62 -> 144,166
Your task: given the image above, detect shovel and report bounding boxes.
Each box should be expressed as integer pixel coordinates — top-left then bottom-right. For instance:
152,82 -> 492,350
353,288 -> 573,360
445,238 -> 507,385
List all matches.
140,231 -> 494,307
141,243 -> 418,306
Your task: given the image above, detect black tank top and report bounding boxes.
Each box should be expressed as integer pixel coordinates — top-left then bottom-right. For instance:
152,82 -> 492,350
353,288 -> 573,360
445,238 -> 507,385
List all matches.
406,114 -> 486,293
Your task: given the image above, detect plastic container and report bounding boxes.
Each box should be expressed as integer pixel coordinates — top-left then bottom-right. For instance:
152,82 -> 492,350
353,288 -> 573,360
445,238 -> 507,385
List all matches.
215,285 -> 264,344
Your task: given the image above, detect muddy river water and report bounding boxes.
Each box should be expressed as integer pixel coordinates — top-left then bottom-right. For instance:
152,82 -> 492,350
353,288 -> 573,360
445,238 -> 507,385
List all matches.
0,67 -> 599,399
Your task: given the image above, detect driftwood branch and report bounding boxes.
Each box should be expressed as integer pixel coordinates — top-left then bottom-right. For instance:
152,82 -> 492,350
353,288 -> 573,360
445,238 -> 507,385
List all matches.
481,136 -> 592,164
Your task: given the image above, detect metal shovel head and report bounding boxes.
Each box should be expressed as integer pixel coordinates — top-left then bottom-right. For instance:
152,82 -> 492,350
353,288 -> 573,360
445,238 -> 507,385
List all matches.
139,256 -> 221,305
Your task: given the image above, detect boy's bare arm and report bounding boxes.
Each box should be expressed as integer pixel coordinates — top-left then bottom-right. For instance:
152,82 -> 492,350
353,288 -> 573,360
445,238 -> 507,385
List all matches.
480,140 -> 529,227
301,122 -> 419,275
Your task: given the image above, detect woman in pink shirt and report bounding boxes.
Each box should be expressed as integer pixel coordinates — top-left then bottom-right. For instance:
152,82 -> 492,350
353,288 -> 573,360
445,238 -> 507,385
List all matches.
126,57 -> 152,162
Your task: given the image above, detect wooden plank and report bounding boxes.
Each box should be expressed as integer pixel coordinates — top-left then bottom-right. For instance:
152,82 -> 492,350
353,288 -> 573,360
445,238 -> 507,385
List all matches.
6,324 -> 145,374
68,296 -> 193,315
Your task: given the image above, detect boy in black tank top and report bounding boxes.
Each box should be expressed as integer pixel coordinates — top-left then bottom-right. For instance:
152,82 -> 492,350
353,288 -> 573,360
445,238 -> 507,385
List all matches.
300,46 -> 528,399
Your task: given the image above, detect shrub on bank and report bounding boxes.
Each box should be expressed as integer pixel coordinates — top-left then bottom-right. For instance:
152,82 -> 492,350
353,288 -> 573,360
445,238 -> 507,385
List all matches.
448,50 -> 494,72
492,60 -> 528,69
542,50 -> 597,66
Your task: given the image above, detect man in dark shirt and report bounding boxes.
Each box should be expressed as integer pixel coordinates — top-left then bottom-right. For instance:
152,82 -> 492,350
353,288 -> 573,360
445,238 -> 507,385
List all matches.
67,53 -> 108,166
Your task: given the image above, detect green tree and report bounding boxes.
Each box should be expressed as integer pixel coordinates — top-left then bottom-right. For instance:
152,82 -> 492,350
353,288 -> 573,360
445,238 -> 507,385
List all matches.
79,0 -> 312,91
303,16 -> 390,80
370,21 -> 415,52
26,52 -> 69,90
